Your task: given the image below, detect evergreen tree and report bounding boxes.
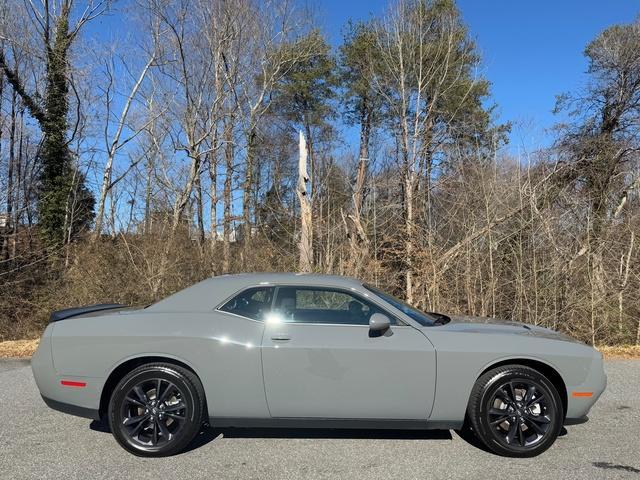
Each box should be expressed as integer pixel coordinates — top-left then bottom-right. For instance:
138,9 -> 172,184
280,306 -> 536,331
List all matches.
340,21 -> 381,162
271,30 -> 339,195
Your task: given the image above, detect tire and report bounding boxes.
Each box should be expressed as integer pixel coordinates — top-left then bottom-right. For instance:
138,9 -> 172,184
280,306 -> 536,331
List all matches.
466,365 -> 563,457
108,362 -> 206,457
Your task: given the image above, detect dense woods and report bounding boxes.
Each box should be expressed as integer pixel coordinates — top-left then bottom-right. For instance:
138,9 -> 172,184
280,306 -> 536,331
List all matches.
0,0 -> 638,346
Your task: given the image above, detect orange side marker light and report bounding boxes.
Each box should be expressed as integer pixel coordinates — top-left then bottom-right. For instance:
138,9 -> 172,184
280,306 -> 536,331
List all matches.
571,391 -> 593,397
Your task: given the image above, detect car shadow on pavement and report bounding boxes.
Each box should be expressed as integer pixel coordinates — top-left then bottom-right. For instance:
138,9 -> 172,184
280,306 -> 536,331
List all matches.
453,426 -> 570,456
90,420 -> 454,454
180,428 -> 453,453
90,420 -> 570,456
185,428 -> 452,453
453,428 -> 493,454
89,420 -> 110,433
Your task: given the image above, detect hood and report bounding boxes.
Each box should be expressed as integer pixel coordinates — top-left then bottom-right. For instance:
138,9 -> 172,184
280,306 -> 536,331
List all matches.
434,314 -> 580,343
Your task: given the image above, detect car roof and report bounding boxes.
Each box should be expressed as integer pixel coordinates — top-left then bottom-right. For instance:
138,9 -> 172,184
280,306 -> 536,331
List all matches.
147,273 -> 365,312
213,272 -> 363,287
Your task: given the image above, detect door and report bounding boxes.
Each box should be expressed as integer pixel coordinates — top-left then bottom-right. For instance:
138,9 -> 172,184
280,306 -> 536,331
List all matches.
261,286 -> 436,419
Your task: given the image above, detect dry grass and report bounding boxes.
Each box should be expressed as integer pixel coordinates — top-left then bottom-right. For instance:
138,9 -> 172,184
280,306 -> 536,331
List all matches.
0,339 -> 39,358
597,345 -> 640,359
1,338 -> 639,359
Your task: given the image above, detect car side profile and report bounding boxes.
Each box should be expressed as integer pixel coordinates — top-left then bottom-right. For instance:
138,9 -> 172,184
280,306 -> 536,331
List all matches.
31,273 -> 606,457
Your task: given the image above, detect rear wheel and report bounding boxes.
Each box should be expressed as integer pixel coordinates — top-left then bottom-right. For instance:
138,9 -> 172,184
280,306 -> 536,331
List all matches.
467,365 -> 563,457
108,363 -> 205,457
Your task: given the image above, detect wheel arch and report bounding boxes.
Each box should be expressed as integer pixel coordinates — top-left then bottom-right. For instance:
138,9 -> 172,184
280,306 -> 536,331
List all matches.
478,358 -> 568,419
99,355 -> 203,420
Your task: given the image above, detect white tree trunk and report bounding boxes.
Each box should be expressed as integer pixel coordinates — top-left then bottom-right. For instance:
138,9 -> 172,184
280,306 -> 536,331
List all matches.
93,55 -> 154,241
297,131 -> 313,273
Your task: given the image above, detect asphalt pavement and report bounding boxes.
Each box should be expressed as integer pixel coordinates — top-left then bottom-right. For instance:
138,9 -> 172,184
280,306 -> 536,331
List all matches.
1,358 -> 639,480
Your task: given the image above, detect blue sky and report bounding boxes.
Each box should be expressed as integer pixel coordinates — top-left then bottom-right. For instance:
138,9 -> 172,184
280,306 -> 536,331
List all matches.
319,0 -> 639,152
88,0 -> 639,154
78,1 -> 639,230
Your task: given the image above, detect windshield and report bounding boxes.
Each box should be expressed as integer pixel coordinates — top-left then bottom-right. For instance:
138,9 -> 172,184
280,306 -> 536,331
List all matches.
364,284 -> 437,326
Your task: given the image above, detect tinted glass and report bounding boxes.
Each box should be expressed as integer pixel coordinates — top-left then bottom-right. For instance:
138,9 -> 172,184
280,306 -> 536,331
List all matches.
219,287 -> 274,320
272,287 -> 395,325
364,284 -> 435,326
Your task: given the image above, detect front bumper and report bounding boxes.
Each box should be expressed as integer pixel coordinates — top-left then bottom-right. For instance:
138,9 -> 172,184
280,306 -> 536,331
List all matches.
564,351 -> 607,421
564,415 -> 589,426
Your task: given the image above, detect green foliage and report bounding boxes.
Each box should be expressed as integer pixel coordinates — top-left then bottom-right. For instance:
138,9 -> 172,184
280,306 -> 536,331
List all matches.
381,0 -> 509,155
38,4 -> 70,246
271,30 -> 339,132
339,21 -> 381,128
37,4 -> 95,247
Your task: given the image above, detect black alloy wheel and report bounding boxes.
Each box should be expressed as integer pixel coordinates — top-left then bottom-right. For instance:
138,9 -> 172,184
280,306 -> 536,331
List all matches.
108,363 -> 205,457
486,378 -> 554,448
467,365 -> 563,457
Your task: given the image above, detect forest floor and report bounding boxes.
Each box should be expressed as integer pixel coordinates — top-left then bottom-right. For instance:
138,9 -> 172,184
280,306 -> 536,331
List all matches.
0,338 -> 639,359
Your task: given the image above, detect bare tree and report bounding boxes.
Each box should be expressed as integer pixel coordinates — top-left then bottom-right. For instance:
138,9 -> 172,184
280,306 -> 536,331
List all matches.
92,48 -> 156,240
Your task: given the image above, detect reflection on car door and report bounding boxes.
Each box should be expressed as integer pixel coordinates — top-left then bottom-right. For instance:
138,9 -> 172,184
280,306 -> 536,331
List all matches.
260,286 -> 436,420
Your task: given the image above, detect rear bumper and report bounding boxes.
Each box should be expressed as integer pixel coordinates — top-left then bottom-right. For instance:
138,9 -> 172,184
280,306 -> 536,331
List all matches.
41,395 -> 100,420
32,324 -> 104,418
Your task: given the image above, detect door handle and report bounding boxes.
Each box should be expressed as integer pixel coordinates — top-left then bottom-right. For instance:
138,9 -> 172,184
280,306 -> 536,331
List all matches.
271,333 -> 291,341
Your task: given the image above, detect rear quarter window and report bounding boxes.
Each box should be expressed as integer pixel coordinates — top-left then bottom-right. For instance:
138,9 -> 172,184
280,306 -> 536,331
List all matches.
219,287 -> 274,320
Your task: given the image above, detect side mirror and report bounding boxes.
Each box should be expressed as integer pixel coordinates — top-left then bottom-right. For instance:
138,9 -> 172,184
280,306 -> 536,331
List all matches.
369,313 -> 391,332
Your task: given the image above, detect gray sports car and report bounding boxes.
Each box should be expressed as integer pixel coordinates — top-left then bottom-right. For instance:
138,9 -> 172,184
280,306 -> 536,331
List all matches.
32,273 -> 606,457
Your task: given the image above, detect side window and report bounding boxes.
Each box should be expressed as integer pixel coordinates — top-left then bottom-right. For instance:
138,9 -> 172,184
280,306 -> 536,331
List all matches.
273,287 -> 396,325
219,287 -> 274,321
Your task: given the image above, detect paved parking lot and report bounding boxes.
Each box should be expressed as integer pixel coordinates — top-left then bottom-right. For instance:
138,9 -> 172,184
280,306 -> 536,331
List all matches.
1,359 -> 639,480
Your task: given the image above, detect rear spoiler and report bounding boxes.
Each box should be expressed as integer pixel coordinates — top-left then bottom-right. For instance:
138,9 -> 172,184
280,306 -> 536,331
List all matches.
49,304 -> 127,323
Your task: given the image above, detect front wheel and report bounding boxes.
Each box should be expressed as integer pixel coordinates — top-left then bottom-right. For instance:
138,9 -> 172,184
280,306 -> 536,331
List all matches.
108,363 -> 205,457
467,365 -> 563,457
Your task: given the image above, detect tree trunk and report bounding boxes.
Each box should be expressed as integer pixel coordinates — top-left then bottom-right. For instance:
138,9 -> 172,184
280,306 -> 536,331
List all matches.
241,124 -> 257,259
172,150 -> 201,231
93,55 -> 153,241
297,131 -> 313,272
209,132 -> 219,262
223,119 -> 234,273
12,105 -> 24,259
94,157 -> 112,240
144,156 -> 153,234
194,168 -> 205,248
404,168 -> 415,304
3,90 -> 16,260
304,121 -> 316,200
345,103 -> 371,274
209,46 -> 224,268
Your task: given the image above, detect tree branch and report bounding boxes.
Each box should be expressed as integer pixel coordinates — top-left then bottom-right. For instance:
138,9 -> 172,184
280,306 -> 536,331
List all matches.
0,49 -> 46,125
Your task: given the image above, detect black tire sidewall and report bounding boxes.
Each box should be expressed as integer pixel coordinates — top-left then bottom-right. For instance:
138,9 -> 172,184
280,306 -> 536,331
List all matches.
108,365 -> 201,457
473,367 -> 563,457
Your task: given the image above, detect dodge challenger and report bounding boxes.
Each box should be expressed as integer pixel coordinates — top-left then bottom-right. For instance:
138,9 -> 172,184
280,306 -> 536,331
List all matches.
31,273 -> 606,457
